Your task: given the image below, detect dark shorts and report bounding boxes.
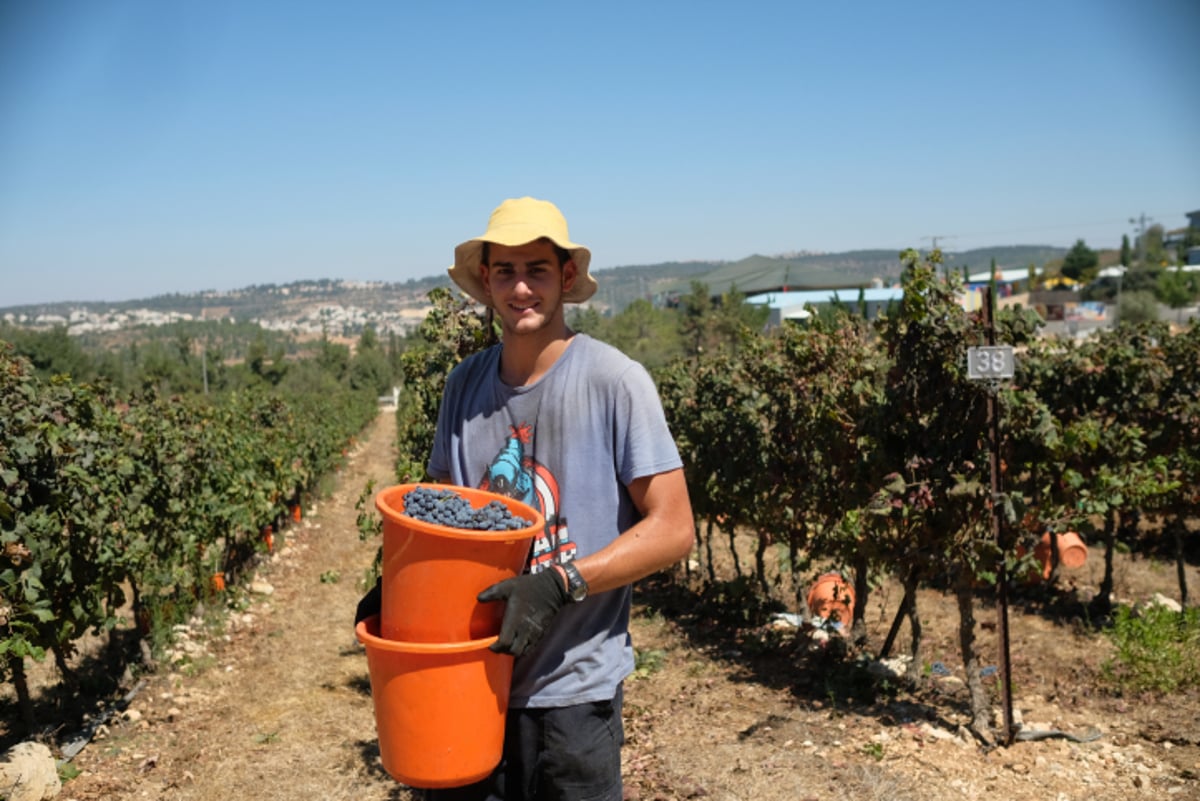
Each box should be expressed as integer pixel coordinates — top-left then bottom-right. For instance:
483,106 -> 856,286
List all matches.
419,685 -> 624,801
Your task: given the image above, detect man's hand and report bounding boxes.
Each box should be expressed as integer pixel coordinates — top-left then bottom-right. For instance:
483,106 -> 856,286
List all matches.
355,578 -> 381,625
477,569 -> 569,657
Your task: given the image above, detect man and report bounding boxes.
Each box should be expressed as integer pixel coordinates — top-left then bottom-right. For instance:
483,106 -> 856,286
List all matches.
423,196 -> 694,800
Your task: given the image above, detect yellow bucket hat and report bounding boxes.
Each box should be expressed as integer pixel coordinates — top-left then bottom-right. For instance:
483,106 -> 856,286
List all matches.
449,197 -> 597,306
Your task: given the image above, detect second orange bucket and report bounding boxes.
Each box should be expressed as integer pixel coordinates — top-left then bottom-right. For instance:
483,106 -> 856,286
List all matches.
376,483 -> 543,643
357,616 -> 513,789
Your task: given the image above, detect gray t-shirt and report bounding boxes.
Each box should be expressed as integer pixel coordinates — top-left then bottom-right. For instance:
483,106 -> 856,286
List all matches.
428,333 -> 683,707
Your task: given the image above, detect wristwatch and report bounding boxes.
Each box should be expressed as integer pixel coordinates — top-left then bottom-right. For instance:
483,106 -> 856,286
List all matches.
559,562 -> 589,602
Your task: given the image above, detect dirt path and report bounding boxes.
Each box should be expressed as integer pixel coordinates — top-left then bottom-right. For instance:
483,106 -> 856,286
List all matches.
63,409 -> 407,801
56,408 -> 1200,801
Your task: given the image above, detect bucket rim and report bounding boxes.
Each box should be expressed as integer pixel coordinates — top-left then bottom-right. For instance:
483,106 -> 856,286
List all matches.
375,483 -> 544,543
356,616 -> 502,653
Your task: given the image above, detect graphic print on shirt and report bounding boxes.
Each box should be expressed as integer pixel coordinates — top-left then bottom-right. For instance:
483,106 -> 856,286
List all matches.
479,422 -> 574,572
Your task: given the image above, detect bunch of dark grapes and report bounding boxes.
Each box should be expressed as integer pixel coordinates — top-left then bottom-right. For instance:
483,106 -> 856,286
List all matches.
401,486 -> 532,531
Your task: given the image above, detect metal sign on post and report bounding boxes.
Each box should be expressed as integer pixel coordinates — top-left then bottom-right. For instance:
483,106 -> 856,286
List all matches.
967,345 -> 1015,381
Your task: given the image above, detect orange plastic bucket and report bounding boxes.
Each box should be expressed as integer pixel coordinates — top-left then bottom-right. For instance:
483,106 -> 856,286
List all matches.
376,483 -> 543,642
1033,531 -> 1087,579
356,615 -> 512,789
806,572 -> 855,624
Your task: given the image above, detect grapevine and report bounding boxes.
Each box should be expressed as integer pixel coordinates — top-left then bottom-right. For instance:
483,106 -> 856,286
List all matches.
0,340 -> 378,731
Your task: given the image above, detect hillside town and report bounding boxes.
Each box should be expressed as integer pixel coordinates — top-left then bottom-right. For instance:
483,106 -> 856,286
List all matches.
1,279 -> 437,339
1,303 -> 430,338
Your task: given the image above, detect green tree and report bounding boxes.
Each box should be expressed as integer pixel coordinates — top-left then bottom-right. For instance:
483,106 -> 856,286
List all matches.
358,325 -> 380,352
1158,268 -> 1198,323
1119,291 -> 1159,325
174,329 -> 193,365
0,325 -> 93,381
1120,234 -> 1133,267
247,335 -> 288,385
349,347 -> 393,395
387,332 -> 404,378
247,336 -> 268,378
605,299 -> 680,368
1061,240 -> 1099,282
203,341 -> 227,392
1142,224 -> 1167,267
710,286 -> 768,354
678,281 -> 715,357
567,306 -> 605,337
317,335 -> 351,381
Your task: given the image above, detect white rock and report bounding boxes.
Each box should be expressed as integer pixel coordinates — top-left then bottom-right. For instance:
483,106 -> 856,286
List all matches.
919,722 -> 959,741
770,612 -> 804,628
0,741 -> 62,801
866,655 -> 912,680
1145,593 -> 1183,613
934,676 -> 966,693
248,580 -> 275,596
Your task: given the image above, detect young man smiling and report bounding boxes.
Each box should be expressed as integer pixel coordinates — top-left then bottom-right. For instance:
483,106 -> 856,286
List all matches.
419,196 -> 695,800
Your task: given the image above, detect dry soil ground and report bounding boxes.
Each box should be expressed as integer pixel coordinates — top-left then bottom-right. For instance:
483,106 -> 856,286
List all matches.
4,408 -> 1199,801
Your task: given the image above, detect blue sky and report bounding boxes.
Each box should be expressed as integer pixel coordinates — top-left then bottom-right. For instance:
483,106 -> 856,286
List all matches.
2,0 -> 1197,307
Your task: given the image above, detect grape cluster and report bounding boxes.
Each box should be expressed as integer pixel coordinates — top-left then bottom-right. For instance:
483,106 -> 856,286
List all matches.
401,486 -> 533,531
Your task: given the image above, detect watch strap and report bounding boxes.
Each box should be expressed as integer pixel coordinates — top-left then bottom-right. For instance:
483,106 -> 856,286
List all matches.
560,561 -> 588,602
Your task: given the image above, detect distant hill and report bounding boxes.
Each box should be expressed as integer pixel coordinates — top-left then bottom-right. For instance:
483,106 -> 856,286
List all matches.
648,246 -> 1069,298
0,245 -> 1068,328
0,275 -> 449,320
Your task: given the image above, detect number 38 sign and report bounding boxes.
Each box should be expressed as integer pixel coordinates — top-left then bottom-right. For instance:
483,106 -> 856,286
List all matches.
967,346 -> 1015,380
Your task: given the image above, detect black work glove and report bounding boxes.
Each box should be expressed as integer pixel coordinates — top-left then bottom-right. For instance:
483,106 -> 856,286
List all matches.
477,569 -> 569,657
355,577 -> 381,625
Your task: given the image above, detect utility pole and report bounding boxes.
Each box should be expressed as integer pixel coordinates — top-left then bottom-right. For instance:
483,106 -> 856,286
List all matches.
1128,213 -> 1153,268
922,235 -> 957,252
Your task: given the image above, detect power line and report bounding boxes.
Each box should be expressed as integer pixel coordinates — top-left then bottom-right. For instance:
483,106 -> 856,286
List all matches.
921,235 -> 958,251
